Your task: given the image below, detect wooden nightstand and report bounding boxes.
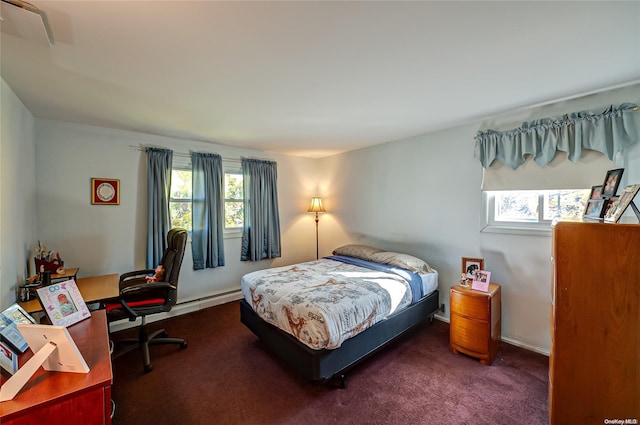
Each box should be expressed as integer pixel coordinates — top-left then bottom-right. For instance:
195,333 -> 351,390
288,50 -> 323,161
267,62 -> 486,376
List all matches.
449,283 -> 501,365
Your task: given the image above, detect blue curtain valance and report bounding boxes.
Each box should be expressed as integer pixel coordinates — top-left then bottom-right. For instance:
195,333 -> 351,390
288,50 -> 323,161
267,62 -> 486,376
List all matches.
475,103 -> 639,170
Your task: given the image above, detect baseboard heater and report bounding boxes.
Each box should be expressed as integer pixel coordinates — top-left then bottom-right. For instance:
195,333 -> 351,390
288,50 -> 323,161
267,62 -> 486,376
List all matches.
108,289 -> 243,332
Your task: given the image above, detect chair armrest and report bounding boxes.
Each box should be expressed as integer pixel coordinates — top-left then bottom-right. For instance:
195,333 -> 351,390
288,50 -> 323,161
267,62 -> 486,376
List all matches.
120,281 -> 176,296
120,269 -> 156,282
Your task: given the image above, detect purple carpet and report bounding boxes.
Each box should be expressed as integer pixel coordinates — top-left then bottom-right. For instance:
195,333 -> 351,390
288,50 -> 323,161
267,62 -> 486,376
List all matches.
111,301 -> 548,424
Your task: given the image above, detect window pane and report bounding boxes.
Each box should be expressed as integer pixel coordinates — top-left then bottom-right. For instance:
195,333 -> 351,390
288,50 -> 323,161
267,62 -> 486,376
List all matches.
225,201 -> 244,228
170,169 -> 192,231
170,200 -> 192,230
225,173 -> 243,200
171,170 -> 192,199
495,191 -> 539,222
225,172 -> 243,229
543,189 -> 590,220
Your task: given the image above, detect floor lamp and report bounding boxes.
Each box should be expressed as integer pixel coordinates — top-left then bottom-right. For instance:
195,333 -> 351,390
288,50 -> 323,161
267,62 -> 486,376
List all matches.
307,197 -> 325,260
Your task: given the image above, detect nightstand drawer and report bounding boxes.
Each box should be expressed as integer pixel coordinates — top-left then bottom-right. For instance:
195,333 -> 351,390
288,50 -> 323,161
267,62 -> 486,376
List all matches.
450,314 -> 490,353
450,290 -> 490,320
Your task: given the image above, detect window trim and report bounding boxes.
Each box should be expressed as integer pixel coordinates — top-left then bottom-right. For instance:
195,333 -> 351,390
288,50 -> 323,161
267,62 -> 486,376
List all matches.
222,161 -> 243,237
481,191 -> 553,237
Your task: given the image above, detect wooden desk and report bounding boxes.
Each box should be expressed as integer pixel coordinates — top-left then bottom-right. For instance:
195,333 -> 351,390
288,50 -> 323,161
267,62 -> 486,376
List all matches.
0,310 -> 113,424
36,267 -> 79,283
20,274 -> 120,314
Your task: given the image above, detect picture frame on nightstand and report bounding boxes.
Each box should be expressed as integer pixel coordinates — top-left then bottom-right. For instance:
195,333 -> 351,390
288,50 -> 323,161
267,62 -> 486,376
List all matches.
472,270 -> 491,292
461,257 -> 484,283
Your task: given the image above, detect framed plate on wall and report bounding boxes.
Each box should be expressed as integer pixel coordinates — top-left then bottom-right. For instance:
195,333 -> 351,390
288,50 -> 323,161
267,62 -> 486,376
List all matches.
91,178 -> 120,205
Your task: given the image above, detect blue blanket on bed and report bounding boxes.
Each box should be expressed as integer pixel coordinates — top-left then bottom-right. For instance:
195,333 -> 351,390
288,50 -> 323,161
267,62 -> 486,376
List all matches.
324,255 -> 424,303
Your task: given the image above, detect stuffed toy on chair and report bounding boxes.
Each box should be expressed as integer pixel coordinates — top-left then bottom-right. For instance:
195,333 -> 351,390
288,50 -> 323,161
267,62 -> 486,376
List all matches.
145,265 -> 165,283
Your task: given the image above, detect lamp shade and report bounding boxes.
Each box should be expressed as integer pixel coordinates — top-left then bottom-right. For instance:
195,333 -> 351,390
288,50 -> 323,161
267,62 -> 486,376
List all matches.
307,197 -> 326,213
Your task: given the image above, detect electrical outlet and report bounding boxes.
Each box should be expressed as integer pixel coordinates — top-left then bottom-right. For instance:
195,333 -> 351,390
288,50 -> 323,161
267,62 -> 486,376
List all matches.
440,303 -> 445,313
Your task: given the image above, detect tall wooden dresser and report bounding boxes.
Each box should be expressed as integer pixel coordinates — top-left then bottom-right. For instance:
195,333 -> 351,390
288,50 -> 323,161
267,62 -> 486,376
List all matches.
550,221 -> 639,424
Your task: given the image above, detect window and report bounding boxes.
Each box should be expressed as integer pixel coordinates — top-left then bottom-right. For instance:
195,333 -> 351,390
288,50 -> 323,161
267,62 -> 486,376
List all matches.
224,172 -> 243,230
484,189 -> 590,235
169,168 -> 244,233
170,169 -> 192,231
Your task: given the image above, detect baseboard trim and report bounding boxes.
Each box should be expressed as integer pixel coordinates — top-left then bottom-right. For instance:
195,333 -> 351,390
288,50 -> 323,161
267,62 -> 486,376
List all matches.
433,315 -> 550,357
108,290 -> 244,333
110,294 -> 551,356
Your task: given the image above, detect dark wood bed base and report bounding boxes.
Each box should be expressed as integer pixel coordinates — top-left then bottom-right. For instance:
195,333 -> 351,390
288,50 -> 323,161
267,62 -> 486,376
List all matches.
239,289 -> 440,387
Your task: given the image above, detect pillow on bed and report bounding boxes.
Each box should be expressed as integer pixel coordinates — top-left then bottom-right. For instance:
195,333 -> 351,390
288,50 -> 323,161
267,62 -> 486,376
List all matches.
332,244 -> 384,260
369,252 -> 433,274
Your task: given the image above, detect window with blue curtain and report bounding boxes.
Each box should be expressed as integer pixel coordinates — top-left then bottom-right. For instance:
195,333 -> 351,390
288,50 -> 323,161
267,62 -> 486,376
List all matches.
146,147 -> 173,268
240,158 -> 281,261
191,152 -> 225,269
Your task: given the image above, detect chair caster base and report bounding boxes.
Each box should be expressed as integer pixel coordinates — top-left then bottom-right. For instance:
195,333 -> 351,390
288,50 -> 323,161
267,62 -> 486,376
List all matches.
180,341 -> 188,349
144,364 -> 153,373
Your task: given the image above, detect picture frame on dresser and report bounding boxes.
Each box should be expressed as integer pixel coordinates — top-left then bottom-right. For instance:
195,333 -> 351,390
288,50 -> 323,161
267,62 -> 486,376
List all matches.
583,199 -> 605,220
601,168 -> 624,198
604,184 -> 640,223
587,184 -> 603,200
461,257 -> 484,281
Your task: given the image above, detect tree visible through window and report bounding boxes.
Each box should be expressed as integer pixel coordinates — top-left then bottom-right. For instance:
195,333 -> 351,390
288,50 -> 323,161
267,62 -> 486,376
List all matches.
493,189 -> 590,223
170,169 -> 192,230
169,168 -> 243,232
224,173 -> 243,230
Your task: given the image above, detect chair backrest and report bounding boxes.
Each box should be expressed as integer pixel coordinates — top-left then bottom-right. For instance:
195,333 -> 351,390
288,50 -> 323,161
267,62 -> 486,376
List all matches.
158,228 -> 188,286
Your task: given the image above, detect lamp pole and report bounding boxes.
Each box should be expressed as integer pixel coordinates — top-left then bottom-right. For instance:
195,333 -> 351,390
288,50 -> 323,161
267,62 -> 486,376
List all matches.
314,211 -> 320,260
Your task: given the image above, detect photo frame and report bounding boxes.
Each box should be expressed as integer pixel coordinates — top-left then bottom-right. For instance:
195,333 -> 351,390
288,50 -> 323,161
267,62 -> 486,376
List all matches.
0,341 -> 18,376
601,168 -> 624,198
604,184 -> 640,223
603,197 -> 620,222
36,279 -> 91,327
461,257 -> 484,282
583,199 -> 605,220
1,304 -> 36,326
587,185 -> 603,200
91,178 -> 120,205
472,270 -> 491,292
0,304 -> 36,354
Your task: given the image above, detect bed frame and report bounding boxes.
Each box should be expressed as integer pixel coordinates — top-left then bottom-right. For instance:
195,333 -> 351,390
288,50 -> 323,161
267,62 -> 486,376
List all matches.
239,289 -> 440,388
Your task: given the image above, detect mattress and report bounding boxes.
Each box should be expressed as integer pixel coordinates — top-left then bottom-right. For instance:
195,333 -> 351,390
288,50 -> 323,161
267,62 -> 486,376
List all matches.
241,257 -> 438,350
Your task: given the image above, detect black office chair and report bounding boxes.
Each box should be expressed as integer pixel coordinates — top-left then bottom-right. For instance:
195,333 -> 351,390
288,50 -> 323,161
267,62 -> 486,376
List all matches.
106,228 -> 188,372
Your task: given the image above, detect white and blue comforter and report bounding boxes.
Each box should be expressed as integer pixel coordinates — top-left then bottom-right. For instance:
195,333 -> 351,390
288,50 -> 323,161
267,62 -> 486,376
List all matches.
241,256 -> 437,350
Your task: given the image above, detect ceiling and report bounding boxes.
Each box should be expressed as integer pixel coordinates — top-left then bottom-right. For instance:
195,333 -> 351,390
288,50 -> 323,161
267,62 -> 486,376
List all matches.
1,1 -> 639,158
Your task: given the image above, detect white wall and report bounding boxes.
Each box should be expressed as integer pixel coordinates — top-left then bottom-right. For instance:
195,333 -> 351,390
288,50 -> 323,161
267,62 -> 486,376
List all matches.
318,84 -> 640,354
34,119 -> 320,304
2,79 -> 639,353
0,79 -> 37,310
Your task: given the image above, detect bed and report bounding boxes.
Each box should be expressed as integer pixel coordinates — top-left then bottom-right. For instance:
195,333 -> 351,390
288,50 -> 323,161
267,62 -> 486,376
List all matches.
239,244 -> 440,387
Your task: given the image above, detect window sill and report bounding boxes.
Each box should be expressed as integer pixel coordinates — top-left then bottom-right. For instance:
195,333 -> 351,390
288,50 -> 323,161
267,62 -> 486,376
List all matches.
481,223 -> 552,237
224,230 -> 243,239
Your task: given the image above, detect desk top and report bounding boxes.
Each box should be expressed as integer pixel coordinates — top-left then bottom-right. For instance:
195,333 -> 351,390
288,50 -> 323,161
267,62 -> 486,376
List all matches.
0,310 -> 113,419
28,268 -> 79,282
19,273 -> 120,314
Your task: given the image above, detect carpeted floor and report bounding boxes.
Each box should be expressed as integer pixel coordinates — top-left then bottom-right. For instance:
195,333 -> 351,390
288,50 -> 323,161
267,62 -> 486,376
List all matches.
110,301 -> 548,425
